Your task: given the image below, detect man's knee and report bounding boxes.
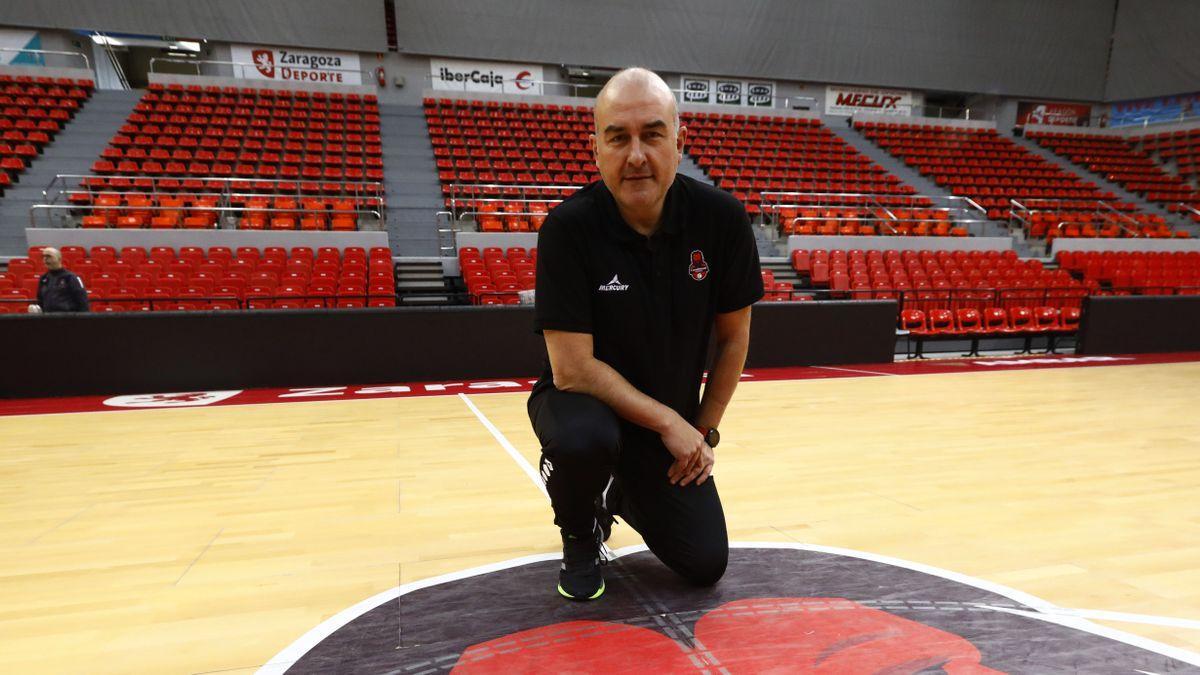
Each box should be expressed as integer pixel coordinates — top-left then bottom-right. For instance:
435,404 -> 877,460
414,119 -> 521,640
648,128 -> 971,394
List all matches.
680,542 -> 728,586
544,408 -> 620,464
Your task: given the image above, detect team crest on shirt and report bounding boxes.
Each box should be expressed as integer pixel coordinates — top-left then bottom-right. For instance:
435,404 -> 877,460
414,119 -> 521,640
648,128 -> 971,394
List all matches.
688,250 -> 710,281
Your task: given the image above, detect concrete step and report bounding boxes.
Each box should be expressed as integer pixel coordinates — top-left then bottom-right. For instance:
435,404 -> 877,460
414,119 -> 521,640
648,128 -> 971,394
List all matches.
380,103 -> 444,256
677,154 -> 712,184
0,89 -> 140,255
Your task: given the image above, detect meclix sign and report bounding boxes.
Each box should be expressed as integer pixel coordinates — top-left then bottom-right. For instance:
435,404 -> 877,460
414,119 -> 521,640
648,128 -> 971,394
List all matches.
825,85 -> 912,116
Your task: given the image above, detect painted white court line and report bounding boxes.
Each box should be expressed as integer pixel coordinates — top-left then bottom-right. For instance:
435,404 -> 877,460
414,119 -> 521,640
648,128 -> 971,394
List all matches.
256,541 -> 1200,673
813,365 -> 898,377
458,393 -> 548,500
980,605 -> 1200,631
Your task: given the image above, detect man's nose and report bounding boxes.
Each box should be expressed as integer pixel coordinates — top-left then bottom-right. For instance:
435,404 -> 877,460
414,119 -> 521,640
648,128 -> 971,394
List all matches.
626,138 -> 647,166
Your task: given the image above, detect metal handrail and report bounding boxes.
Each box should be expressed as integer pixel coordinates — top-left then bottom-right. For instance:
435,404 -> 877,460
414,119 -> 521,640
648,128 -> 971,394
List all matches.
54,187 -> 385,207
1097,201 -> 1145,237
920,105 -> 989,121
1008,198 -> 1142,238
0,48 -> 90,71
44,173 -> 384,211
148,57 -> 365,81
29,203 -> 382,229
1176,202 -> 1200,220
447,182 -> 582,218
760,191 -> 986,221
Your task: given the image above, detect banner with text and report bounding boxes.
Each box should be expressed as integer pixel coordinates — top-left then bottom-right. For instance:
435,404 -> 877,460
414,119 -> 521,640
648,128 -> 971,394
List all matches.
431,58 -> 544,95
681,76 -> 775,107
825,85 -> 912,116
1109,92 -> 1200,128
231,44 -> 361,85
1017,101 -> 1092,126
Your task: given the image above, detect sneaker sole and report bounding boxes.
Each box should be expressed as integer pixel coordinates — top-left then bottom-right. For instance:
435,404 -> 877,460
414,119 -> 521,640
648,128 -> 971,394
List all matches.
557,580 -> 605,601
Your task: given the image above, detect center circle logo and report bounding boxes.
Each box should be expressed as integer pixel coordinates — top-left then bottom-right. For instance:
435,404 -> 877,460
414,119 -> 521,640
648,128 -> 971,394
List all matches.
514,70 -> 533,91
260,544 -> 1197,673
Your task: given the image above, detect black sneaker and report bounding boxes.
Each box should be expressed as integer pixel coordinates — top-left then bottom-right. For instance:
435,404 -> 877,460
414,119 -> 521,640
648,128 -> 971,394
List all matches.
557,526 -> 606,601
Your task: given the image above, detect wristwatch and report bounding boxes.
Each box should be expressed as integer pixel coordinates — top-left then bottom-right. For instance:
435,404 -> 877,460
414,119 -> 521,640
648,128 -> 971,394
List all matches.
696,426 -> 720,448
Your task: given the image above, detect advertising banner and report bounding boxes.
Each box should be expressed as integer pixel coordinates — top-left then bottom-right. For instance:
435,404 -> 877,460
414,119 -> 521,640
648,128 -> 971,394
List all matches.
1017,101 -> 1092,126
681,77 -> 711,104
1110,93 -> 1200,127
825,85 -> 912,116
430,58 -> 544,95
231,44 -> 361,85
680,76 -> 775,107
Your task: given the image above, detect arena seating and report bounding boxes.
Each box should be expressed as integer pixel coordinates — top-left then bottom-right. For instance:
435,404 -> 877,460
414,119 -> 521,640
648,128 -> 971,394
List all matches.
0,74 -> 93,194
425,97 -> 595,230
0,244 -> 395,312
686,112 -> 913,204
790,247 -> 1087,307
853,121 -> 1182,240
1137,128 -> 1200,220
71,83 -> 383,230
458,245 -> 537,303
1055,250 -> 1200,295
788,247 -> 1088,353
681,111 -> 974,238
1027,131 -> 1200,213
1140,127 -> 1200,180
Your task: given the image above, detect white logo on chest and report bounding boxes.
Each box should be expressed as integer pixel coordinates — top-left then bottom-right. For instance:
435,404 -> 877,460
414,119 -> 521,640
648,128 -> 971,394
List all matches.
597,274 -> 630,292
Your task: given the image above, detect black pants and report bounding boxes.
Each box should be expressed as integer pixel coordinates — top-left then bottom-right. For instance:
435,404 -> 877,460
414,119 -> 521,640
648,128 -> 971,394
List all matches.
528,387 -> 728,586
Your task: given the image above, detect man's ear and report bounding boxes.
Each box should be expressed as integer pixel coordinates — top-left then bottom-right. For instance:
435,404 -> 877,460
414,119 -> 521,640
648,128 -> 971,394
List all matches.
676,125 -> 687,156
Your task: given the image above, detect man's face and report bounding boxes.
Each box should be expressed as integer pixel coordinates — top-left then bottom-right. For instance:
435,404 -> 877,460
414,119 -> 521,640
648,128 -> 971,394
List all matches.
592,87 -> 686,218
42,252 -> 62,270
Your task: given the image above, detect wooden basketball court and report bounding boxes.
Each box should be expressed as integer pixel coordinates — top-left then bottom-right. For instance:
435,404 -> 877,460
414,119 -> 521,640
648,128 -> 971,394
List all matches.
2,356 -> 1198,673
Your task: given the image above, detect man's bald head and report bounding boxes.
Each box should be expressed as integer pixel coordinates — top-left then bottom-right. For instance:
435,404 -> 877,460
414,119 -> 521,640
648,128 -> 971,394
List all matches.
594,67 -> 679,133
590,67 -> 686,232
41,247 -> 62,270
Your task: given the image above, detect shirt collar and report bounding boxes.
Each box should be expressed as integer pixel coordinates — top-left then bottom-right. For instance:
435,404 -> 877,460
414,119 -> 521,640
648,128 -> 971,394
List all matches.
599,174 -> 684,244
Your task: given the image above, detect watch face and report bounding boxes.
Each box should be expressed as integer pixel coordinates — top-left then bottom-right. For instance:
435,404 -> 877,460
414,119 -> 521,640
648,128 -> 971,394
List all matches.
706,428 -> 720,448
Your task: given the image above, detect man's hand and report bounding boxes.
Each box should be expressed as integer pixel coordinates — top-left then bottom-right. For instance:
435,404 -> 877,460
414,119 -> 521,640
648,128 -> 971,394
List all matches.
675,440 -> 715,487
662,416 -> 708,485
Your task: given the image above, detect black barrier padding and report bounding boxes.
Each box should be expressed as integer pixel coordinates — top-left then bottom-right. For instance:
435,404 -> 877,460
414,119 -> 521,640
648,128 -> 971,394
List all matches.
743,300 -> 898,368
0,301 -> 898,398
1077,296 -> 1200,355
0,307 -> 546,399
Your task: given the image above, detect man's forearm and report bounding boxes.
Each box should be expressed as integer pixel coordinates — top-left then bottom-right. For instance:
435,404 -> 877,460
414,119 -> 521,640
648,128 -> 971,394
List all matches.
556,357 -> 680,434
696,334 -> 750,430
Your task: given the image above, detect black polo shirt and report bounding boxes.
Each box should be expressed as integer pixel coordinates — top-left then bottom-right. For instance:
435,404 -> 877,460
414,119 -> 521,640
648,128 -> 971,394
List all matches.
533,174 -> 763,421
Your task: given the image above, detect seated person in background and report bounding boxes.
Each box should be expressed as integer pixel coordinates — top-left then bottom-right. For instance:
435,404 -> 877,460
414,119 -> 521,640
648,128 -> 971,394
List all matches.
29,247 -> 89,313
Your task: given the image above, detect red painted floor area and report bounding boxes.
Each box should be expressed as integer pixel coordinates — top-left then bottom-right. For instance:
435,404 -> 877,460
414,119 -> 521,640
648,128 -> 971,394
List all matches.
3,352 -> 1199,417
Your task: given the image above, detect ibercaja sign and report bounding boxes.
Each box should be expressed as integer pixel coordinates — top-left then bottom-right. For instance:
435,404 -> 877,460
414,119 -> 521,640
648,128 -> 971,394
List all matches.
430,57 -> 545,95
